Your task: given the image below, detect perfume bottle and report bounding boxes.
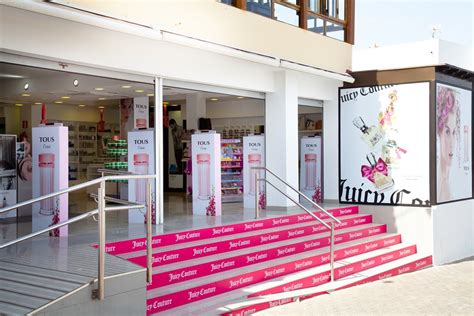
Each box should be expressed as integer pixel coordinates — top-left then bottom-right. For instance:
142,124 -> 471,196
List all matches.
353,116 -> 384,149
304,154 -> 317,190
248,154 -> 261,195
197,153 -> 211,200
361,153 -> 394,190
136,118 -> 147,129
134,153 -> 149,204
38,153 -> 55,215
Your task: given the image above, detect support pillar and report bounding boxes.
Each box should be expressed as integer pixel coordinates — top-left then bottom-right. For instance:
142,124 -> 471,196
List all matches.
186,92 -> 207,130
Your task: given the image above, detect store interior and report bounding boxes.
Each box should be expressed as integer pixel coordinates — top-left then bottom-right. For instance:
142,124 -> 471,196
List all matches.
0,62 -> 323,222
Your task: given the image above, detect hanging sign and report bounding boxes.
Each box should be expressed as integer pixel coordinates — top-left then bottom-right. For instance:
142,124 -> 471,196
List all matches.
134,97 -> 149,129
243,135 -> 265,209
300,136 -> 323,203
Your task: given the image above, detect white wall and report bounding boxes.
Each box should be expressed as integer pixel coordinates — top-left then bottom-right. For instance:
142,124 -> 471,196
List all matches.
432,200 -> 474,265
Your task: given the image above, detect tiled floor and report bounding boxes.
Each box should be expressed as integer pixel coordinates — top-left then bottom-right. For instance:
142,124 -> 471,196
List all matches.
0,191 -> 339,279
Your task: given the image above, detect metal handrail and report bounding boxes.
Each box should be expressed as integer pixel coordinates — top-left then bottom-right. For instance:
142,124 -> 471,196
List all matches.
0,173 -> 156,301
253,167 -> 337,281
252,166 -> 341,224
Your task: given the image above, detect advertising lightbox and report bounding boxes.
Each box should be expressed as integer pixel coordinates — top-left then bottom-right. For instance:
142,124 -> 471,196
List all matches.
243,135 -> 265,209
300,136 -> 322,203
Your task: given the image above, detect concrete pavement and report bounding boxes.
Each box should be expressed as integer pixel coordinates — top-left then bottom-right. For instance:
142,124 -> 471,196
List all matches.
257,257 -> 474,315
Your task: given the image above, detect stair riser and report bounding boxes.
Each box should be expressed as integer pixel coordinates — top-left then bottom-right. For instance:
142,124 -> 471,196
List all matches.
248,234 -> 401,297
224,256 -> 433,316
101,206 -> 359,255
145,225 -> 386,314
148,232 -> 398,290
132,215 -> 373,268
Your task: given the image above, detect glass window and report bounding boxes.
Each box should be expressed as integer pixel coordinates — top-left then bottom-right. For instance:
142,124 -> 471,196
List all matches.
247,0 -> 272,18
274,3 -> 299,26
308,0 -> 320,13
307,15 -> 324,34
220,0 -> 234,5
326,22 -> 345,41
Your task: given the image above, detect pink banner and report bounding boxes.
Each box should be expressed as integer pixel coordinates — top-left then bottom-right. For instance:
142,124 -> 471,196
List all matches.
99,206 -> 359,255
145,224 -> 387,314
131,215 -> 375,269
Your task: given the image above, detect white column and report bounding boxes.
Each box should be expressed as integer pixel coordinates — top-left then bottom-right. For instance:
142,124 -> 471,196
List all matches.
186,92 -> 207,130
265,70 -> 299,207
323,88 -> 339,201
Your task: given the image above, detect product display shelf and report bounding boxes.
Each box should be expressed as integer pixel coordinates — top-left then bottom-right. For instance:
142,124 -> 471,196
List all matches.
221,139 -> 243,203
100,138 -> 128,199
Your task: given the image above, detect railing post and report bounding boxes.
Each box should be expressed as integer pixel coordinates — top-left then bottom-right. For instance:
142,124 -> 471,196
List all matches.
146,179 -> 153,284
254,171 -> 259,219
97,180 -> 106,300
330,221 -> 335,282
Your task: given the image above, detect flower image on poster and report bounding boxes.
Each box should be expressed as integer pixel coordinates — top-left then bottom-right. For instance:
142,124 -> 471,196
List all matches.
339,82 -> 430,206
436,83 -> 472,203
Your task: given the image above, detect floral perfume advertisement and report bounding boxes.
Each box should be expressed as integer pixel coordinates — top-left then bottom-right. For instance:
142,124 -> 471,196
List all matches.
436,83 -> 472,203
300,136 -> 322,204
339,82 -> 430,206
32,125 -> 69,236
0,135 -> 18,219
128,129 -> 156,224
191,132 -> 222,216
243,135 -> 265,209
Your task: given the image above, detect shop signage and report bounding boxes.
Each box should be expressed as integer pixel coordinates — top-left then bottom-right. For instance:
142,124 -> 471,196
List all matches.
0,135 -> 18,219
339,82 -> 430,206
191,131 -> 221,216
134,96 -> 149,129
32,124 -> 68,236
128,129 -> 156,224
300,136 -> 322,203
436,83 -> 472,203
243,135 -> 265,209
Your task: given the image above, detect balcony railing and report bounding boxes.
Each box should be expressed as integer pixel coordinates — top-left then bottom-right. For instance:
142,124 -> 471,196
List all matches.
220,0 -> 355,44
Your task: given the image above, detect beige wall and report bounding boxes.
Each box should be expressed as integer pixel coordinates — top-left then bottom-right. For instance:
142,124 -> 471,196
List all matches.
52,0 -> 351,74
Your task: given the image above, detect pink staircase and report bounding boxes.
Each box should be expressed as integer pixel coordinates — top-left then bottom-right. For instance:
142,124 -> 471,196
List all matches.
100,206 -> 432,315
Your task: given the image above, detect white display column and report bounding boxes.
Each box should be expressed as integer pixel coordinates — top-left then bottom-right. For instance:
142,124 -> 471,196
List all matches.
300,136 -> 323,203
323,89 -> 339,200
191,131 -> 221,216
243,135 -> 265,209
186,92 -> 207,130
32,124 -> 68,236
128,129 -> 156,224
265,71 -> 299,207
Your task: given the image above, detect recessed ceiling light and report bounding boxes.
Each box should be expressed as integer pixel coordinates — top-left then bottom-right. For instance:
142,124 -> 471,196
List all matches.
121,85 -> 132,89
163,101 -> 169,105
24,83 -> 29,90
95,87 -> 104,91
61,96 -> 70,99
34,102 -> 42,105
98,97 -> 106,100
78,104 -> 86,107
237,96 -> 245,99
15,103 -> 23,107
54,101 -> 63,104
98,106 -> 105,109
171,104 -> 178,107
21,93 -> 31,97
135,89 -> 144,93
147,93 -> 154,97
73,79 -> 79,87
210,98 -> 219,101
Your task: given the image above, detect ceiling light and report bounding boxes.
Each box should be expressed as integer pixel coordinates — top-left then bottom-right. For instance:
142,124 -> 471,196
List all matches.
54,101 -> 63,104
78,104 -> 86,107
237,96 -> 245,99
163,101 -> 169,105
73,79 -> 79,87
21,93 -> 31,97
98,106 -> 105,109
210,98 -> 219,101
24,83 -> 29,90
34,102 -> 42,105
121,85 -> 131,89
61,96 -> 71,99
135,89 -> 144,93
95,87 -> 104,91
147,93 -> 154,97
171,104 -> 178,107
15,103 -> 23,107
98,97 -> 106,100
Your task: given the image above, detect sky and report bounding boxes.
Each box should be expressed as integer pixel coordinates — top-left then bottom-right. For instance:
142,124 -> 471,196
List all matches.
355,0 -> 473,48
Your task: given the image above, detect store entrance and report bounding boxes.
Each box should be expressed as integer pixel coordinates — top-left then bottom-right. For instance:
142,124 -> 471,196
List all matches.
162,86 -> 265,218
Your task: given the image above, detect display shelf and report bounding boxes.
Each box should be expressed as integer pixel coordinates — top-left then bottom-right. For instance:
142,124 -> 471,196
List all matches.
221,139 -> 243,203
298,129 -> 322,133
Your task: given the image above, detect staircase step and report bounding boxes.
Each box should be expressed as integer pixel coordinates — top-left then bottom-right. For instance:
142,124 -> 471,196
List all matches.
0,289 -> 50,309
145,224 -> 388,314
0,301 -> 32,315
103,206 -> 359,255
0,279 -> 65,301
130,216 -> 376,268
0,269 -> 85,293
